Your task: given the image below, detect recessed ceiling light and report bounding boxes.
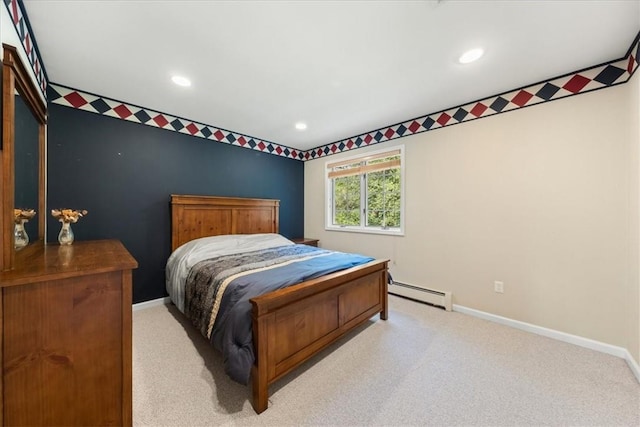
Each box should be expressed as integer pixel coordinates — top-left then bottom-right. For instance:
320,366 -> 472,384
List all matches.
458,48 -> 484,64
171,75 -> 191,87
295,122 -> 307,131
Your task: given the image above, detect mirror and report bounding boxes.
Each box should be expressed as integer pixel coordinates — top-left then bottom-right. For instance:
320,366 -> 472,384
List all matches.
1,44 -> 46,270
14,90 -> 40,243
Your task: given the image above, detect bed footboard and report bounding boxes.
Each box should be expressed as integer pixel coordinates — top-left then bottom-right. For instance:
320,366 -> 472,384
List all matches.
250,260 -> 388,413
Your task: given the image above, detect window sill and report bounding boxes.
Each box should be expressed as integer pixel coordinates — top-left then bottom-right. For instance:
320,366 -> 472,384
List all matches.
324,226 -> 404,236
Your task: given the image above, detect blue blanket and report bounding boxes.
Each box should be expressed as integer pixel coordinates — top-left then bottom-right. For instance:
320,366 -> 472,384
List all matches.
184,244 -> 374,384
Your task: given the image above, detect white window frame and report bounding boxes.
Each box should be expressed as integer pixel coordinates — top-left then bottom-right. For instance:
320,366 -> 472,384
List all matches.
325,145 -> 405,236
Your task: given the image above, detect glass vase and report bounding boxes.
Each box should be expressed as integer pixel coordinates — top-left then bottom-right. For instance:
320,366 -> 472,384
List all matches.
14,220 -> 29,249
58,221 -> 74,245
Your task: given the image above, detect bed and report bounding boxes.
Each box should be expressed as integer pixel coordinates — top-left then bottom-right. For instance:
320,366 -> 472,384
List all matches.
167,194 -> 389,413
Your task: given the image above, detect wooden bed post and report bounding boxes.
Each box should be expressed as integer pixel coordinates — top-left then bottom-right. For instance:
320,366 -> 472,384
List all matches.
251,307 -> 271,414
381,267 -> 389,320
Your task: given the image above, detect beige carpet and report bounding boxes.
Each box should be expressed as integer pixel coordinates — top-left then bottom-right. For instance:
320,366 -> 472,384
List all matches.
133,295 -> 639,426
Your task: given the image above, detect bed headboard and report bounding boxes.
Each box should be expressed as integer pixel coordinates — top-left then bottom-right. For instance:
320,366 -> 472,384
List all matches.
170,195 -> 280,251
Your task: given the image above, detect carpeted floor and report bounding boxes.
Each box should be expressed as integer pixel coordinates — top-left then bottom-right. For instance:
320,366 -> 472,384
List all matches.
133,295 -> 639,426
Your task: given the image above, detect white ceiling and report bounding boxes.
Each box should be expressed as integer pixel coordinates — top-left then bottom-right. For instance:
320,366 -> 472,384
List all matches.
22,0 -> 640,152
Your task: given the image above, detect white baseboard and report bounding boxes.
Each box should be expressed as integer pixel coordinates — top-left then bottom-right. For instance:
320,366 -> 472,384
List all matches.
624,349 -> 640,382
132,297 -> 171,312
452,304 -> 640,384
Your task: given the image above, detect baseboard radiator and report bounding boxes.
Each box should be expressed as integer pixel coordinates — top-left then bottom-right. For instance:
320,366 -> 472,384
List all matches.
389,280 -> 452,311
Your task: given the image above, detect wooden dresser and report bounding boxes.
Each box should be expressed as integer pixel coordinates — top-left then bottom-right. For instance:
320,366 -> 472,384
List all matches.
0,240 -> 137,426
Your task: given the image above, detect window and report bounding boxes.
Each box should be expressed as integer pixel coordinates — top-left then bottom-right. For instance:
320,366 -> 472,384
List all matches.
326,146 -> 404,235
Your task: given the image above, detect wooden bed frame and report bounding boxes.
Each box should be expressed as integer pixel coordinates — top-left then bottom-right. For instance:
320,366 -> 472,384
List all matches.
170,194 -> 388,413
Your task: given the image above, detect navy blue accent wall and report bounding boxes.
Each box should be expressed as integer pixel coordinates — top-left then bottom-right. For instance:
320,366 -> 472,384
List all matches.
47,102 -> 304,303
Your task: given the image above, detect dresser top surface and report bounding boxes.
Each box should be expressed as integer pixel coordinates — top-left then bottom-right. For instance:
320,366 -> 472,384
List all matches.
0,240 -> 138,287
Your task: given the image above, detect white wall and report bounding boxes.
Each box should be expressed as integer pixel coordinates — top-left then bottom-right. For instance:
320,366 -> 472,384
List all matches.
305,81 -> 638,359
629,73 -> 640,362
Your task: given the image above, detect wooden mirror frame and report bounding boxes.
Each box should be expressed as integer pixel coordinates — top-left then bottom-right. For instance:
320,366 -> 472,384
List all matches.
1,44 -> 46,271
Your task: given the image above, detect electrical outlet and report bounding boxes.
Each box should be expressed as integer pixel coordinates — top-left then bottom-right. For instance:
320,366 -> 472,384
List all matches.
494,281 -> 504,293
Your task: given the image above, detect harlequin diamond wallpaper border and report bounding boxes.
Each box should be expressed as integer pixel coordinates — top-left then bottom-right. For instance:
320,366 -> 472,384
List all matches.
305,32 -> 640,160
7,0 -> 639,162
50,32 -> 639,162
3,0 -> 47,99
49,84 -> 305,161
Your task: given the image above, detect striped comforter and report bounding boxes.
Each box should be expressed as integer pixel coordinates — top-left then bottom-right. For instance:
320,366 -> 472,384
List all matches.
183,244 -> 374,385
